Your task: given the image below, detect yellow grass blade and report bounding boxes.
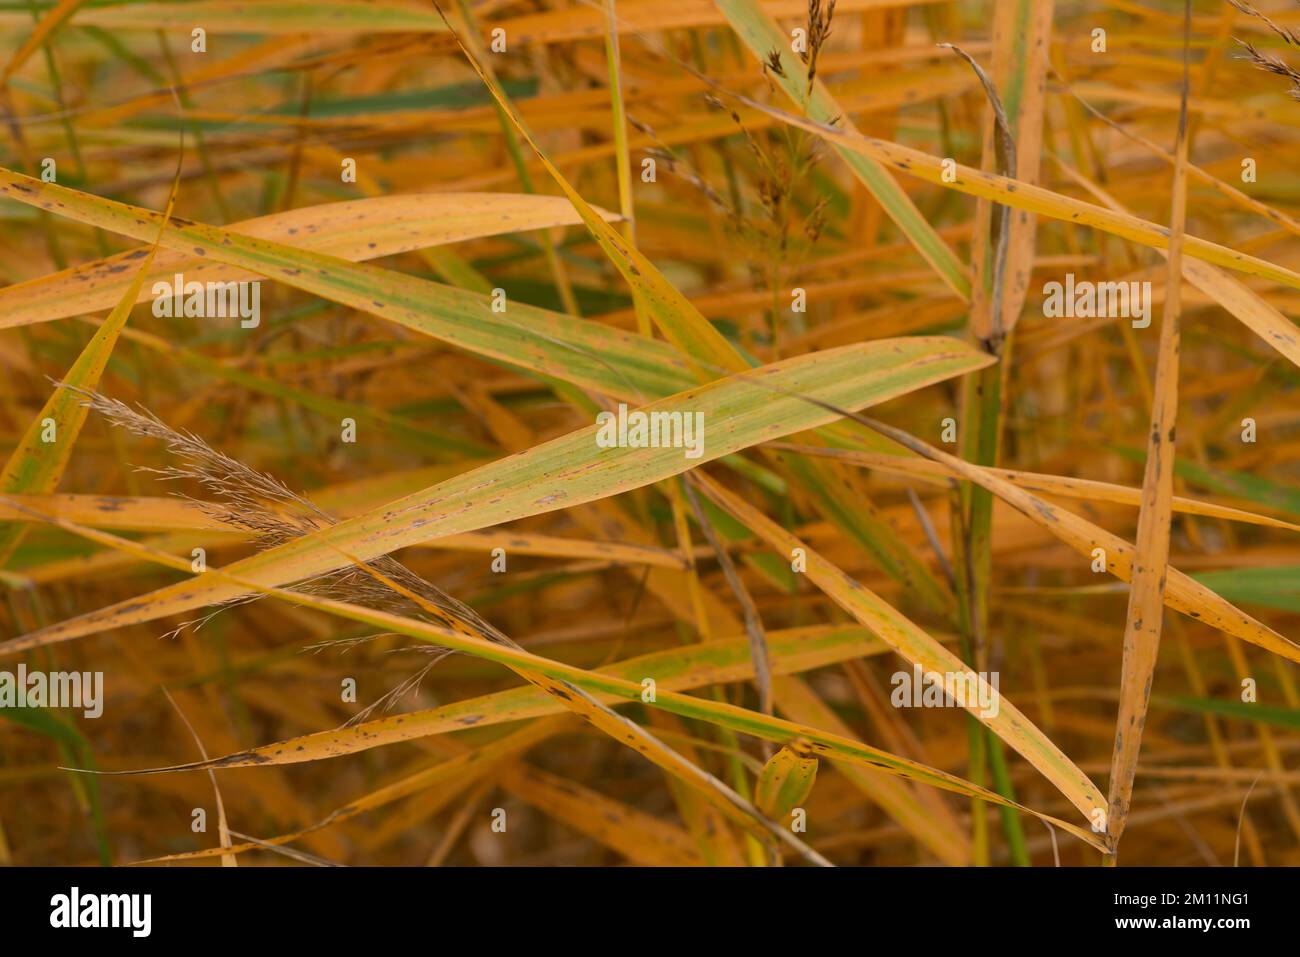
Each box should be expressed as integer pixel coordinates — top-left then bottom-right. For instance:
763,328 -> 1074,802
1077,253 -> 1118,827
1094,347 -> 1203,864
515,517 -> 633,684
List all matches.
691,472 -> 1108,826
0,338 -> 992,654
0,193 -> 618,331
1106,6 -> 1192,852
774,444 -> 1300,533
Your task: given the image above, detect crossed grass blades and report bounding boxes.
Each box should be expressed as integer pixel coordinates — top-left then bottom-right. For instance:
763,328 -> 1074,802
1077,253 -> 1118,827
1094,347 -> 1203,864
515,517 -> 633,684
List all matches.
0,0 -> 1297,867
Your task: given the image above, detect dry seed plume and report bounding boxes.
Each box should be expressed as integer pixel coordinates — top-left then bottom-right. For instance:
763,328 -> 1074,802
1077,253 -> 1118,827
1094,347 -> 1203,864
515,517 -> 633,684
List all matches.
60,383 -> 519,652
